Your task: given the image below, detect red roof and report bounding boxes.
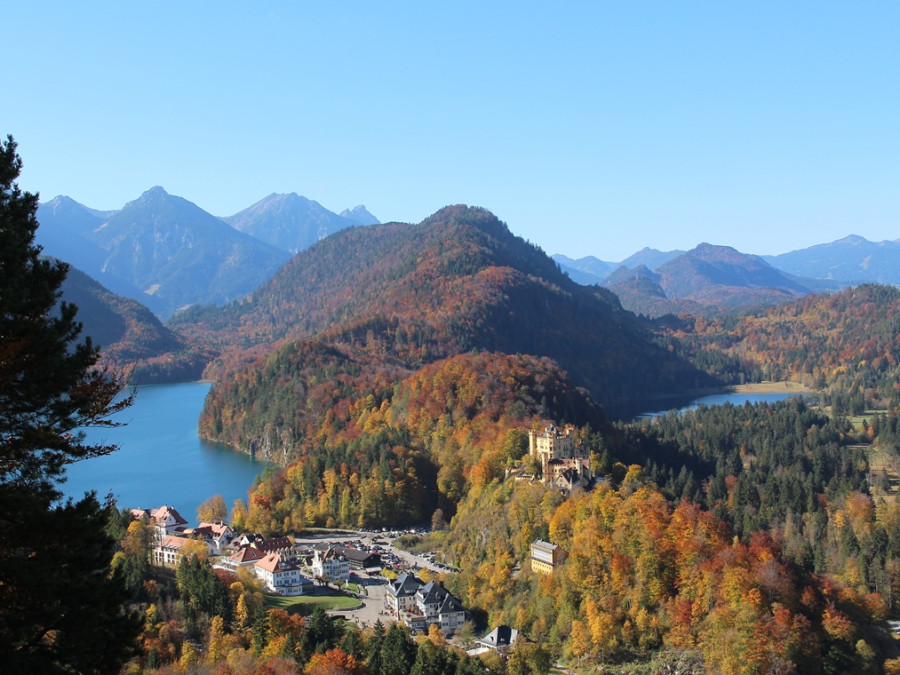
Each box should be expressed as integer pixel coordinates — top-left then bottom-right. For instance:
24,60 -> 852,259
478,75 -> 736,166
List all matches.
160,535 -> 189,550
150,505 -> 188,526
197,522 -> 232,538
251,536 -> 292,552
255,553 -> 289,574
230,547 -> 266,564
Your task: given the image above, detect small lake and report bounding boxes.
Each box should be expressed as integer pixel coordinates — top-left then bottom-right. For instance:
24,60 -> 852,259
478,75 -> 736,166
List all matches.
60,382 -> 270,526
638,391 -> 810,419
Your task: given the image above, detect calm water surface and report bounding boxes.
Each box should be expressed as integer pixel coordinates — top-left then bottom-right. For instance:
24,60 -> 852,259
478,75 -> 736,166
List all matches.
638,391 -> 808,419
60,382 -> 270,526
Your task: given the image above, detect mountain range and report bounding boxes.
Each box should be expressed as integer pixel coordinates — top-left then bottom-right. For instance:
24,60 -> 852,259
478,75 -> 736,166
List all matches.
38,183 -> 900,414
555,233 -> 900,290
554,248 -> 684,285
554,241 -> 871,316
37,188 -> 378,318
223,193 -> 378,254
764,234 -> 900,285
38,181 -> 898,325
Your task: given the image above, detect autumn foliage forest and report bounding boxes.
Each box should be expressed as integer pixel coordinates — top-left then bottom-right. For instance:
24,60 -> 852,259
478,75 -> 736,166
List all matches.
101,207 -> 900,672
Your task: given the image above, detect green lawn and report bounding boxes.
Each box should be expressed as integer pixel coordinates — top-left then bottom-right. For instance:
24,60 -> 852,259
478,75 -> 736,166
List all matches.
264,592 -> 361,615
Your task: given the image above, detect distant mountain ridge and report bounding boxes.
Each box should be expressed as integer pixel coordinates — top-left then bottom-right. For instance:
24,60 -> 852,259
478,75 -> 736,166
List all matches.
765,234 -> 900,285
340,205 -> 379,226
38,187 -> 291,318
600,244 -> 835,317
552,255 -> 617,285
553,248 -> 682,285
35,196 -> 148,303
555,234 -> 900,291
37,188 -> 377,319
224,193 -> 377,254
655,243 -> 811,302
555,237 -> 876,316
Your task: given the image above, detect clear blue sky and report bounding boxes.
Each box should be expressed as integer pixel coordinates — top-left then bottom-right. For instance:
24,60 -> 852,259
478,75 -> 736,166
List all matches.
7,2 -> 899,261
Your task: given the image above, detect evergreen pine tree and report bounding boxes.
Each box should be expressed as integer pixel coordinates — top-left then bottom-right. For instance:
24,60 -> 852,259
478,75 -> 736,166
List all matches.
380,622 -> 417,675
0,136 -> 141,672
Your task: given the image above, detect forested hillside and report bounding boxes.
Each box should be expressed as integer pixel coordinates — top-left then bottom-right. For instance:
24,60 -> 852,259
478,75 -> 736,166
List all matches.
91,207 -> 900,671
666,284 -> 900,412
216,351 -> 605,531
60,266 -> 212,382
413,392 -> 899,672
177,205 -> 711,419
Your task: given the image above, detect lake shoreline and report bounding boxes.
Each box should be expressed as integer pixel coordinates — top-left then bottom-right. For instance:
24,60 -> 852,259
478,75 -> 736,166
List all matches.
649,380 -> 813,404
62,382 -> 270,527
634,381 -> 815,420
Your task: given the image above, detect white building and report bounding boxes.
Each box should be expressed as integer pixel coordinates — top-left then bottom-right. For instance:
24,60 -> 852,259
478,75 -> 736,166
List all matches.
148,505 -> 189,539
253,553 -> 311,596
193,522 -> 235,555
154,535 -> 190,566
311,547 -> 350,584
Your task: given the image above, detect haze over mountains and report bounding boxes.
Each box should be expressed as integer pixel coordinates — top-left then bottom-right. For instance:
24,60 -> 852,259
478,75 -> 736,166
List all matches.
37,180 -> 898,325
37,188 -> 378,318
553,234 -> 900,316
555,233 -> 900,288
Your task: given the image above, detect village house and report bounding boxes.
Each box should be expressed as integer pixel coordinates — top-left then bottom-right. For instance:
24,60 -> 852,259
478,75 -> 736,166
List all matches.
178,522 -> 235,557
473,625 -> 522,656
416,580 -> 467,635
228,534 -> 299,562
313,543 -> 381,571
530,539 -> 567,575
154,534 -> 190,566
215,547 -> 314,595
385,572 -> 421,615
149,504 -> 189,537
311,547 -> 351,584
253,553 -> 313,596
132,504 -> 190,542
222,545 -> 267,570
252,535 -> 296,559
385,572 -> 468,635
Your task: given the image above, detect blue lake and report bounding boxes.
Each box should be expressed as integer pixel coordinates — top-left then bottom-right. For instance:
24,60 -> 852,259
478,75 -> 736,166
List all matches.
60,382 -> 270,526
638,391 -> 810,419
